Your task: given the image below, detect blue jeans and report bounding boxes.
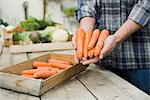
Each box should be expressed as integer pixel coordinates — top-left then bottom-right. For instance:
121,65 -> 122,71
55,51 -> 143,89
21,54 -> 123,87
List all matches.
104,66 -> 150,94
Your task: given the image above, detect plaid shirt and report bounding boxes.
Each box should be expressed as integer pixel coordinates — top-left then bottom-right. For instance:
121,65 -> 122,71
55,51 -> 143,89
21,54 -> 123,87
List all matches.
76,0 -> 150,69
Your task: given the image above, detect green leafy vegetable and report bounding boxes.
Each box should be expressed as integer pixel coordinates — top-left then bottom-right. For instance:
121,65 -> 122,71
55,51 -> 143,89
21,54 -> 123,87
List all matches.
39,27 -> 53,43
20,17 -> 40,31
20,16 -> 55,31
13,32 -> 30,44
29,32 -> 41,43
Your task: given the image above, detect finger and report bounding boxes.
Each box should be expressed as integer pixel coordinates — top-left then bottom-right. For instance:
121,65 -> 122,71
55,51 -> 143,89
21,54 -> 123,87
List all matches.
82,57 -> 99,65
80,60 -> 84,63
82,57 -> 87,61
99,46 -> 114,59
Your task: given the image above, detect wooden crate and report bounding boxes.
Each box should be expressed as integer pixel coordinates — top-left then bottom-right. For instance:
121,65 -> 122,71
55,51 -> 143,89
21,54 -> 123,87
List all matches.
10,42 -> 73,53
3,29 -> 73,53
0,53 -> 87,96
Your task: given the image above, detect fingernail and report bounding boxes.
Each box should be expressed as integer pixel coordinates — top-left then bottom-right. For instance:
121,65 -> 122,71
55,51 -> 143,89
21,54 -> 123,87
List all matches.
99,55 -> 103,59
82,62 -> 86,65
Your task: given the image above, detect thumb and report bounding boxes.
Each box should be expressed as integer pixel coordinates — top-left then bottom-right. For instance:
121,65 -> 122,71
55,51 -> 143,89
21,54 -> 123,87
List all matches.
99,41 -> 113,59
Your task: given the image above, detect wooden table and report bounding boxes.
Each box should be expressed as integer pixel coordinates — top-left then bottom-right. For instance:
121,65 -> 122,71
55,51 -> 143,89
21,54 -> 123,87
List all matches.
0,47 -> 150,100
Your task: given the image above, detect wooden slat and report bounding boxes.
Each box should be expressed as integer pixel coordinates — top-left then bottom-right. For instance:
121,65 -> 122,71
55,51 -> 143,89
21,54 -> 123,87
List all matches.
0,47 -> 12,69
0,73 -> 42,96
52,50 -> 74,55
77,64 -> 150,100
11,53 -> 28,65
10,42 -> 73,53
0,88 -> 39,100
40,64 -> 87,95
28,50 -> 74,60
28,52 -> 51,59
41,77 -> 96,100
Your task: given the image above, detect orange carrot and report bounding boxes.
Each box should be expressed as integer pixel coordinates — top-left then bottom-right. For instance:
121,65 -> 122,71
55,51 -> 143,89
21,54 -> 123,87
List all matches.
21,69 -> 38,75
49,62 -> 72,69
37,66 -> 61,73
33,70 -> 56,79
33,62 -> 51,68
21,74 -> 33,78
88,48 -> 95,58
76,27 -> 85,59
37,66 -> 52,70
94,29 -> 109,57
21,68 -> 53,75
48,59 -> 73,65
98,29 -> 109,42
88,29 -> 100,50
83,30 -> 93,58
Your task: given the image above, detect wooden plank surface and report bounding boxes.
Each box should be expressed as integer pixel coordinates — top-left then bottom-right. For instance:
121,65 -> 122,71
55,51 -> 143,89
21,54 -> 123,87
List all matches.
0,47 -> 40,100
0,88 -> 39,100
41,77 -> 96,100
10,42 -> 73,53
11,53 -> 28,65
77,64 -> 150,100
0,48 -> 12,69
28,51 -> 96,100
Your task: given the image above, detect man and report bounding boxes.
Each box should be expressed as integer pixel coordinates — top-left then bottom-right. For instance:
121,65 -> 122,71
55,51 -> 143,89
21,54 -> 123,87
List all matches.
74,0 -> 150,94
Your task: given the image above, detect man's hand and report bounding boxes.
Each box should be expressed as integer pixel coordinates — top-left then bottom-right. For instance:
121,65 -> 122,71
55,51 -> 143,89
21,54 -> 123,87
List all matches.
82,35 -> 118,65
99,35 -> 118,59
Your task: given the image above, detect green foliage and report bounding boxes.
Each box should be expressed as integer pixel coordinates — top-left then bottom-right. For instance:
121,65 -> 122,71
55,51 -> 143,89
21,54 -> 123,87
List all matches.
63,7 -> 76,17
0,19 -> 9,26
13,32 -> 30,43
39,27 -> 53,43
29,32 -> 41,43
20,17 -> 40,31
20,17 -> 55,31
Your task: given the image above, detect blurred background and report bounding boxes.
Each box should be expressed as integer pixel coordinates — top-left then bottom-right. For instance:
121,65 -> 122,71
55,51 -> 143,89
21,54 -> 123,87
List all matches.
0,0 -> 78,46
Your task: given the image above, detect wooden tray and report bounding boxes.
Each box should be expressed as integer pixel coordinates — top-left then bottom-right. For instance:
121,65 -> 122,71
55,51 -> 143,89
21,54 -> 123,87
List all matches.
0,53 -> 87,96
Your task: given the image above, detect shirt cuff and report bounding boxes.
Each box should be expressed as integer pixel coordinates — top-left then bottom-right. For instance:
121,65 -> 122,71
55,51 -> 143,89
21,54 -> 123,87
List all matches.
76,7 -> 96,22
128,4 -> 150,27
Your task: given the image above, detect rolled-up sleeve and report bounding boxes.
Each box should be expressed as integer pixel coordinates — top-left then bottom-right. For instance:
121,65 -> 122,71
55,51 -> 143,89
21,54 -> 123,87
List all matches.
76,0 -> 97,22
128,0 -> 150,26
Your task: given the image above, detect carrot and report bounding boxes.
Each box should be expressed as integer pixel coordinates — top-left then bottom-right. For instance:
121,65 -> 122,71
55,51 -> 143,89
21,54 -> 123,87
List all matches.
88,48 -> 95,58
94,29 -> 109,57
21,69 -> 38,75
37,66 -> 52,70
33,62 -> 50,68
21,74 -> 33,78
48,59 -> 73,65
76,27 -> 85,59
49,62 -> 72,69
33,70 -> 56,79
37,66 -> 61,73
88,29 -> 100,50
83,30 -> 93,58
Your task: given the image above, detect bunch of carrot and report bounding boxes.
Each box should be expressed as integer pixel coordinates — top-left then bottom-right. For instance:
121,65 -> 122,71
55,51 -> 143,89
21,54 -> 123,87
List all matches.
20,58 -> 73,79
76,27 -> 109,61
